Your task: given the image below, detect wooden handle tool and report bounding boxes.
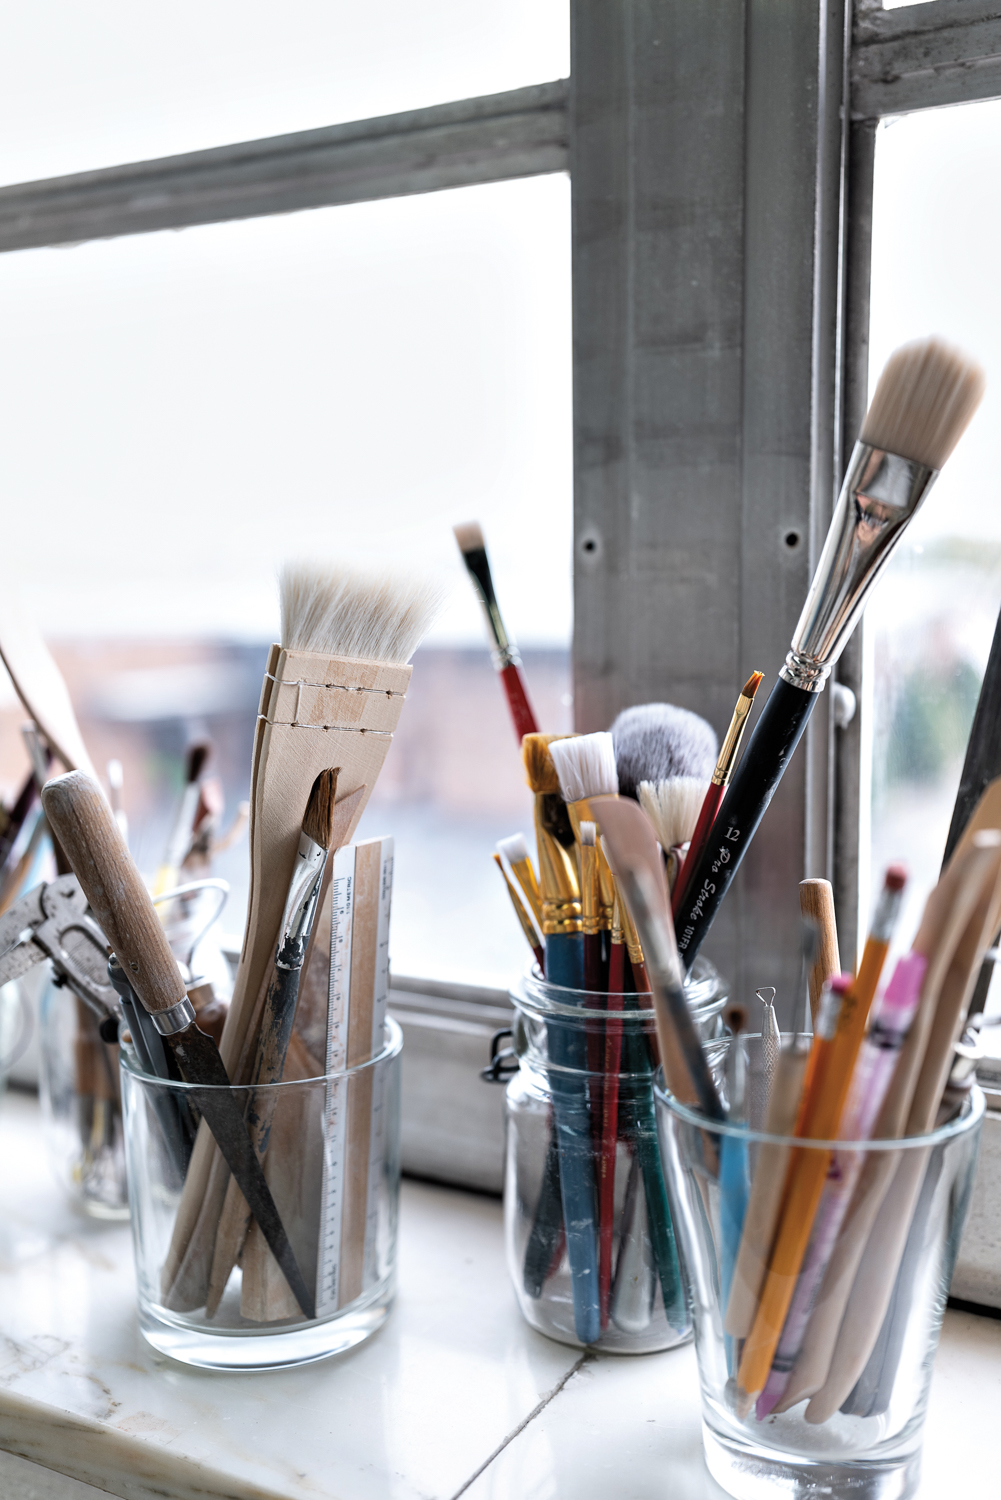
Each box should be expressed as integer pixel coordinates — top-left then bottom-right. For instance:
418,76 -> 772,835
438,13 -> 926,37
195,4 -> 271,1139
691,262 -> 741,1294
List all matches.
799,879 -> 840,1025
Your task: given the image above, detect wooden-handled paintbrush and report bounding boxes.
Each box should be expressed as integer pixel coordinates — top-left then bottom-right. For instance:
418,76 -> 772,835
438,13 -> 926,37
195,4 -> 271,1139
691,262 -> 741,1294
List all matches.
453,521 -> 538,742
155,741 -> 210,895
676,338 -> 985,969
163,559 -> 446,1314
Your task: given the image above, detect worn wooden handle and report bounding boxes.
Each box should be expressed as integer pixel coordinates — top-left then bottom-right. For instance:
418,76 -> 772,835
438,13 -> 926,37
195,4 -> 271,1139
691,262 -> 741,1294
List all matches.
41,770 -> 185,1013
799,878 -> 840,1024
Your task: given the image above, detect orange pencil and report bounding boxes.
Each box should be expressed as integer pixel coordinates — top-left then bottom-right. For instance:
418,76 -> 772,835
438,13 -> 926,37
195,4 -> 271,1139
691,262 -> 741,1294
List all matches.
736,868 -> 906,1404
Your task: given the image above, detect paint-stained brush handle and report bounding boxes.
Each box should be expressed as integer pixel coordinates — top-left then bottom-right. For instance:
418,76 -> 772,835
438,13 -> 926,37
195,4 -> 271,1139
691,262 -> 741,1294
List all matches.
41,771 -> 188,1016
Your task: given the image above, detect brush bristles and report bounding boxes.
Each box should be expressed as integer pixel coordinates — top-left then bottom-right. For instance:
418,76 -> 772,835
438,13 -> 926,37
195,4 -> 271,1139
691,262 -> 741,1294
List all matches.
498,832 -> 530,865
185,742 -> 210,784
638,778 -> 709,850
279,560 -> 448,665
301,768 -> 340,849
611,703 -> 718,800
579,820 -> 596,848
453,521 -> 485,555
522,733 -> 576,795
741,671 -> 764,701
548,732 -> 618,804
860,337 -> 985,470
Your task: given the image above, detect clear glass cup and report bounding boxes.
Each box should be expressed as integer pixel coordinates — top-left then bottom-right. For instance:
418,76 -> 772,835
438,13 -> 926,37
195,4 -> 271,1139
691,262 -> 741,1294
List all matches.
505,955 -> 726,1352
119,1016 -> 402,1370
655,1033 -> 984,1500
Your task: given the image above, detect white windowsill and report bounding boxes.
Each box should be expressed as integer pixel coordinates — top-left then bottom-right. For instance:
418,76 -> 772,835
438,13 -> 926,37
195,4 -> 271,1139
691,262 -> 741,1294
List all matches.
0,1089 -> 998,1500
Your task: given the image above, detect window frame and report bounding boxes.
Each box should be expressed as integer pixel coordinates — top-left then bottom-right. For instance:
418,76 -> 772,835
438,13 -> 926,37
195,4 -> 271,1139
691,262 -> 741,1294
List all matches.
6,1 -> 1001,1179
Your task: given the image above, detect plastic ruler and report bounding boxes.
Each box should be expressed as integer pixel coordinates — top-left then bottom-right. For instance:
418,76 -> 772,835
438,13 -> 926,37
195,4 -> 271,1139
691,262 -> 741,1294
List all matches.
363,840 -> 394,1284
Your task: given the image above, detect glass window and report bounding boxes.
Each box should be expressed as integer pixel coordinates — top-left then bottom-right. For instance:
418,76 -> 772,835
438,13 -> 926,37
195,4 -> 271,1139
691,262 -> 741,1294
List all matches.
0,0 -> 569,187
864,100 -> 1001,987
0,173 -> 572,986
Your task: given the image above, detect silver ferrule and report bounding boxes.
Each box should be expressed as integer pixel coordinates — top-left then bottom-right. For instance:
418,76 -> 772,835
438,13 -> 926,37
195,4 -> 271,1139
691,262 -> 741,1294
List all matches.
780,444 -> 938,694
153,996 -> 197,1036
490,642 -> 523,671
275,831 -> 327,971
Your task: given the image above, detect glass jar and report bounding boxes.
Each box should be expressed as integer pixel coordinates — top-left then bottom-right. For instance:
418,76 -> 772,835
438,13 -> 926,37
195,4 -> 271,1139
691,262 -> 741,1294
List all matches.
505,954 -> 726,1352
120,1016 -> 402,1370
655,1033 -> 984,1500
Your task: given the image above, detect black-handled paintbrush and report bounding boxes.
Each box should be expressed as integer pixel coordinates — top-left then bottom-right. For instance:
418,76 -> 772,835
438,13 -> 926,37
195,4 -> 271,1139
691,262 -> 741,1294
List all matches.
675,338 -> 985,969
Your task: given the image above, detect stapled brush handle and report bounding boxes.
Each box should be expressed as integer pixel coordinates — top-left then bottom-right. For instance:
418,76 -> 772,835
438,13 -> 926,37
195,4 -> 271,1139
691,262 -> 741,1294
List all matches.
41,770 -> 187,1013
674,678 -> 817,968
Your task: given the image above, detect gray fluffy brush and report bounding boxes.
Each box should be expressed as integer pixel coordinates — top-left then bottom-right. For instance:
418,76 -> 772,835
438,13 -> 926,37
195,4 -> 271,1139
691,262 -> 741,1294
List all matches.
610,703 -> 718,801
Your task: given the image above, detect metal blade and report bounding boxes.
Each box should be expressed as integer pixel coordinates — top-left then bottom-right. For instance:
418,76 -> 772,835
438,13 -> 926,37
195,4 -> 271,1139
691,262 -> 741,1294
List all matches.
166,1020 -> 316,1322
0,881 -> 46,961
0,931 -> 47,987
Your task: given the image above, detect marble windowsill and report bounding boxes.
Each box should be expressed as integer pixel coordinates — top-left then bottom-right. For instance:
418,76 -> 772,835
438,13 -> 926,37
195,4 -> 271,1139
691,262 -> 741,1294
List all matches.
0,1089 -> 998,1500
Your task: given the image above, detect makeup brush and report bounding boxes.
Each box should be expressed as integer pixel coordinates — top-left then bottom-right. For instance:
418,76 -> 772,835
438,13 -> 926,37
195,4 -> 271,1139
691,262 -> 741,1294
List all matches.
610,703 -> 718,803
155,742 -> 210,895
676,338 -> 985,969
492,852 -> 544,972
672,673 -> 763,914
453,521 -> 538,742
163,559 -> 446,1314
497,832 -> 543,929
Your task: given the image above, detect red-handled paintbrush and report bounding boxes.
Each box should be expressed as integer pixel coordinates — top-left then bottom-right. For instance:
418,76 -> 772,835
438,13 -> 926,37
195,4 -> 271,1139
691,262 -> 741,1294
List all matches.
453,522 -> 538,742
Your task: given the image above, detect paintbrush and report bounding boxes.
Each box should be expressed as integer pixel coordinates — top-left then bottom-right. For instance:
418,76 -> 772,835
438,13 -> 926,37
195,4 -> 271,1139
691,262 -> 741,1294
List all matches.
205,770 -> 343,1315
497,832 -> 543,929
610,702 -> 718,803
162,559 -> 446,1314
492,852 -> 545,972
453,521 -> 538,742
676,338 -> 986,969
155,742 -> 210,895
0,590 -> 98,782
592,795 -> 724,1124
672,673 -> 763,914
639,776 -> 708,893
521,733 -> 598,1343
799,878 -> 841,1026
548,731 -> 618,982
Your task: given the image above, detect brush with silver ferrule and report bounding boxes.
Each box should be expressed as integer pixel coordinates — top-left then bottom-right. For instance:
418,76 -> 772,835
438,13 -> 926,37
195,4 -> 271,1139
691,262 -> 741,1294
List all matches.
675,337 -> 986,969
453,520 -> 539,742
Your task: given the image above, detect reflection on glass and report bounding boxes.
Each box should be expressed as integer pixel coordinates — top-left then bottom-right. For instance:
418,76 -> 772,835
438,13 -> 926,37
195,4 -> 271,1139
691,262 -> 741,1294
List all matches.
865,100 -> 1001,1016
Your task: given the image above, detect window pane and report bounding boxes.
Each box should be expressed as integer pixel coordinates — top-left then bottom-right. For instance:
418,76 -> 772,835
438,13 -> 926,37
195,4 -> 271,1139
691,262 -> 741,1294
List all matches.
0,176 -> 572,986
0,1 -> 569,188
864,101 -> 1001,981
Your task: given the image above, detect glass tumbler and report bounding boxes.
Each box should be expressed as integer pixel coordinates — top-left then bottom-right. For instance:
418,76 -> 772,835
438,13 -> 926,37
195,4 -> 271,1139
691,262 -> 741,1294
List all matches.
120,1016 -> 402,1370
655,1033 -> 984,1500
505,955 -> 726,1352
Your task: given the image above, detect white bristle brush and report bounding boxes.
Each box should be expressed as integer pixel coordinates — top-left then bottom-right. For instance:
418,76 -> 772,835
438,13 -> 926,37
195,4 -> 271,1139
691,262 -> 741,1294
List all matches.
163,558 -> 448,1314
638,777 -> 708,853
497,831 -> 543,928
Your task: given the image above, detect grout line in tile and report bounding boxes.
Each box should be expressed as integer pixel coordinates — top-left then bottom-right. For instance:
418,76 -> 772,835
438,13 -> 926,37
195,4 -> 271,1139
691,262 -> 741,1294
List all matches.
447,1351 -> 592,1500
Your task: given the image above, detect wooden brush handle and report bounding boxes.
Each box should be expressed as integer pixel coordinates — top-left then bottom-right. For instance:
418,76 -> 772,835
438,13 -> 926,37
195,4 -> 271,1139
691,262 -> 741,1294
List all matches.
41,770 -> 186,1013
799,878 -> 840,1025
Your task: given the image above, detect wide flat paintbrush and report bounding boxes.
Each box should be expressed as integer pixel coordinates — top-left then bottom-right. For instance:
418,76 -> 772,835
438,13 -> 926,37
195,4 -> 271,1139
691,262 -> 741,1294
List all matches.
163,560 -> 446,1313
672,672 -> 763,914
676,339 -> 985,970
453,521 -> 538,742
